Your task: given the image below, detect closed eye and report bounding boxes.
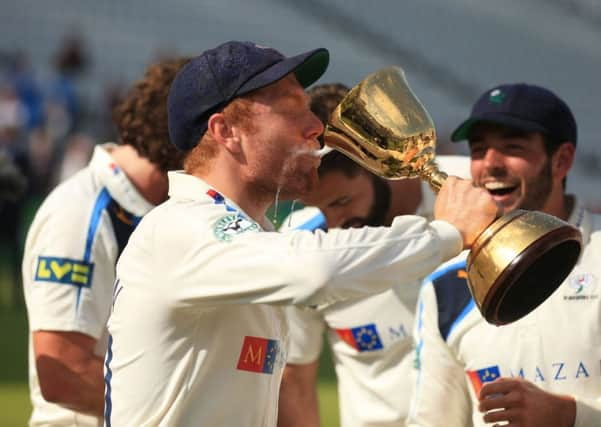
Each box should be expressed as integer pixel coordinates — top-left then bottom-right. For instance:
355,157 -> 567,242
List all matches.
330,196 -> 351,207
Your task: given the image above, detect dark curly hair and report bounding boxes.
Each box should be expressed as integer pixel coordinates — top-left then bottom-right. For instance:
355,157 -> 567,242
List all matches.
307,83 -> 349,126
113,57 -> 191,172
306,83 -> 360,178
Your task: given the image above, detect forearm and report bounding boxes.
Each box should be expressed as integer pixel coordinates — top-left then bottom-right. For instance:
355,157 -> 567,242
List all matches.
169,216 -> 462,308
36,352 -> 105,417
280,217 -> 463,306
34,331 -> 105,417
278,362 -> 320,427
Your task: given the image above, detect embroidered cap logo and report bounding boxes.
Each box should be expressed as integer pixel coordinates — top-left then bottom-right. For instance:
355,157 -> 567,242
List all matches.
488,89 -> 506,104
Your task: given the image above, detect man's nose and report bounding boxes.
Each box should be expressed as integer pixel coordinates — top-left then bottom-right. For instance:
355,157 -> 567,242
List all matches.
483,147 -> 505,168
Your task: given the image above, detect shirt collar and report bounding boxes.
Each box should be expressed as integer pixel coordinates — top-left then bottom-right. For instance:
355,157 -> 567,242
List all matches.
567,196 -> 592,246
168,171 -> 224,203
90,144 -> 155,217
167,171 -> 274,230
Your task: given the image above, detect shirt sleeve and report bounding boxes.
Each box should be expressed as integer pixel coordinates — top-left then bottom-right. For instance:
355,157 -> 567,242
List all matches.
284,306 -> 325,364
25,203 -> 116,340
123,213 -> 463,309
406,282 -> 472,427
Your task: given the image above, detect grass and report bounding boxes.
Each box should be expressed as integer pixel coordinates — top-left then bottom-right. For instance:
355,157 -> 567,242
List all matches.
0,383 -> 31,426
0,307 -> 340,426
318,381 -> 340,426
0,382 -> 339,427
0,307 -> 30,427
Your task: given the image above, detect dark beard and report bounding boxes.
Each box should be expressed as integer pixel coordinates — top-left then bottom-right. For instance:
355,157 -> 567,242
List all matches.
342,175 -> 391,228
519,158 -> 553,211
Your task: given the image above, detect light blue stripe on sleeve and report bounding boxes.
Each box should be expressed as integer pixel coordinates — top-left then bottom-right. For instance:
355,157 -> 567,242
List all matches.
77,188 -> 112,309
296,211 -> 327,231
84,188 -> 112,263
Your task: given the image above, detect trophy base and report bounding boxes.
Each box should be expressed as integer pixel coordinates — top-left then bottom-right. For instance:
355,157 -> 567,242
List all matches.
467,210 -> 582,325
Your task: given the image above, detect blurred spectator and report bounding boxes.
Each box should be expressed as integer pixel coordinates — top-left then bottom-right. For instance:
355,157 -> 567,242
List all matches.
26,126 -> 58,198
6,51 -> 44,130
45,33 -> 90,140
0,83 -> 27,134
0,149 -> 26,206
0,81 -> 29,306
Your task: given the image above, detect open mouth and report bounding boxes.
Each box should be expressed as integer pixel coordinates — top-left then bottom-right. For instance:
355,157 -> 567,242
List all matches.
484,182 -> 518,197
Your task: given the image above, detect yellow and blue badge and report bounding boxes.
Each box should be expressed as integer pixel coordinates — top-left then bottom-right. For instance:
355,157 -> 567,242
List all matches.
34,256 -> 94,288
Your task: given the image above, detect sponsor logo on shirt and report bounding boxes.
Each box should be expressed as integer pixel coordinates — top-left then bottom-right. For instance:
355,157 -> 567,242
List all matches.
335,323 -> 384,352
34,256 -> 94,287
467,365 -> 500,395
214,214 -> 260,242
563,272 -> 598,301
388,323 -> 409,341
467,360 -> 597,393
508,360 -> 595,382
237,336 -> 281,374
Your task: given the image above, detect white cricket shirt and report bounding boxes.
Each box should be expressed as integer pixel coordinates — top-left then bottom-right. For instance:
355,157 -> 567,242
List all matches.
408,201 -> 601,427
104,171 -> 463,427
22,144 -> 153,427
281,155 -> 470,426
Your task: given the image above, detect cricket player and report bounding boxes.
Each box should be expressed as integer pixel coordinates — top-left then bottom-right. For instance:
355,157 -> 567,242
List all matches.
103,41 -> 498,427
407,83 -> 601,427
278,83 -> 471,427
21,57 -> 188,426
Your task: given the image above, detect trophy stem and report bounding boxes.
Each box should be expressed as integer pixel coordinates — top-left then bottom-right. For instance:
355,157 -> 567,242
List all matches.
419,163 -> 447,193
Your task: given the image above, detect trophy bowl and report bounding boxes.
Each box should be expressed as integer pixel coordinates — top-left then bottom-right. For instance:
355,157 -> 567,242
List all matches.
323,66 -> 582,325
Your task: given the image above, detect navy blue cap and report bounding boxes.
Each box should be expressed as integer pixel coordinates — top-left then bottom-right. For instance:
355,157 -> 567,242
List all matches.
168,41 -> 329,151
451,83 -> 577,146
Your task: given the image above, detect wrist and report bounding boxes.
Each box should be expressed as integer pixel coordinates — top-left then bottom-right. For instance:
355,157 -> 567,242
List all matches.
558,394 -> 576,427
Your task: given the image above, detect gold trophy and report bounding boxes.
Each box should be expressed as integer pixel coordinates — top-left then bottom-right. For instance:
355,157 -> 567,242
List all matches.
324,66 -> 583,325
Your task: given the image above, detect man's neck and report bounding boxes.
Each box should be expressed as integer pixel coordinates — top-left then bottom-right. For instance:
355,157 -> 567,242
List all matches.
550,194 -> 575,221
110,145 -> 167,205
541,190 -> 574,222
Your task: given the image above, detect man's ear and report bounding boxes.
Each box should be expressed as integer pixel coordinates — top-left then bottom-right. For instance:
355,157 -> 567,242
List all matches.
552,142 -> 575,180
206,113 -> 242,154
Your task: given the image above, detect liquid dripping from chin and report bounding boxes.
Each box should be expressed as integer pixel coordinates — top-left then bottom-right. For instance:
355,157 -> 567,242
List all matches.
273,146 -> 319,226
272,185 -> 282,224
287,200 -> 298,228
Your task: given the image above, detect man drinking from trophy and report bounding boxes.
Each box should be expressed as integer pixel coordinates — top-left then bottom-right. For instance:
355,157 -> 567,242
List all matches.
103,41 -> 499,426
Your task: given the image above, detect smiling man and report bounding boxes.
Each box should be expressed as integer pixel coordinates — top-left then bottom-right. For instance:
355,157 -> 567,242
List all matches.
407,83 -> 601,427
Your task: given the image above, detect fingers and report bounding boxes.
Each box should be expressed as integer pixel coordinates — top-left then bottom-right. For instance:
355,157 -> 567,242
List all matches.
478,391 -> 515,412
434,176 -> 498,248
479,377 -> 514,399
483,407 -> 519,424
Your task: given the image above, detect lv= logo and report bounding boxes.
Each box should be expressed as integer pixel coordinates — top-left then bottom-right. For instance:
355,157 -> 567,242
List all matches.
35,256 -> 94,287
